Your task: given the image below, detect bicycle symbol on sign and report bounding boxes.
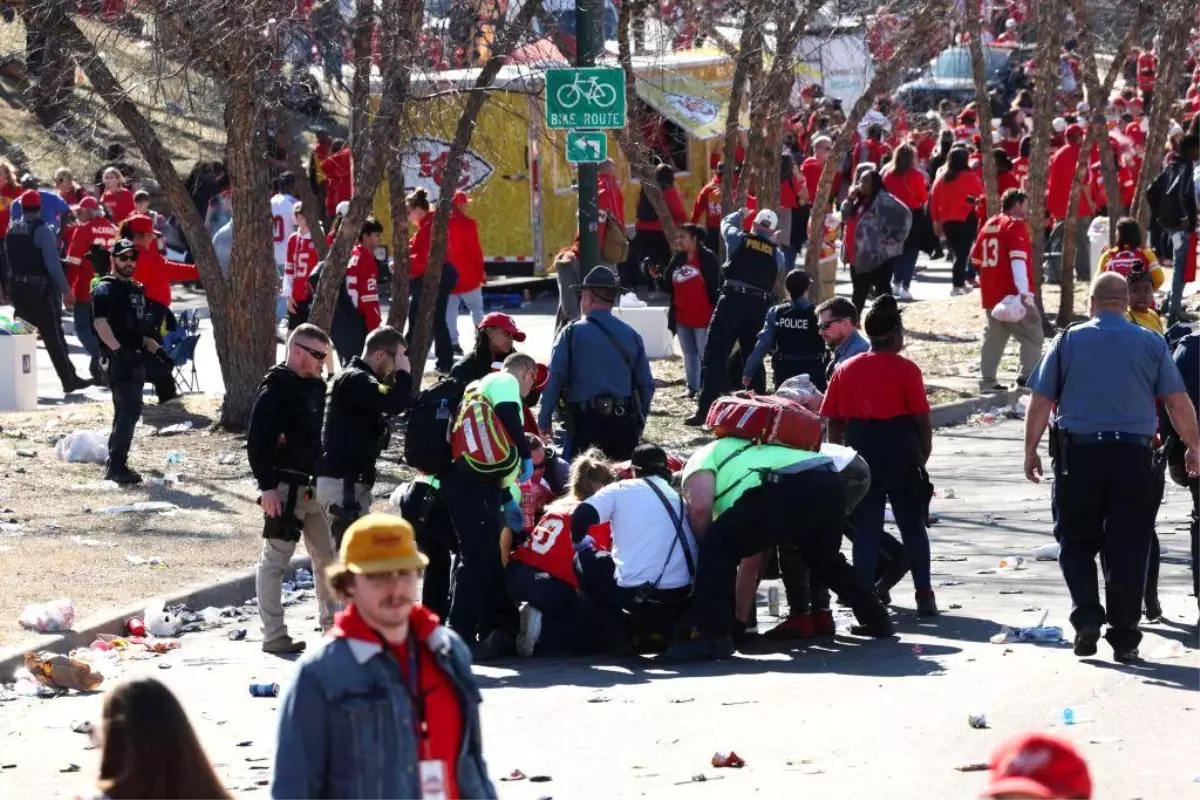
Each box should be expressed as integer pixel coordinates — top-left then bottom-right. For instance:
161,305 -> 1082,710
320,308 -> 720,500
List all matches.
555,73 -> 617,110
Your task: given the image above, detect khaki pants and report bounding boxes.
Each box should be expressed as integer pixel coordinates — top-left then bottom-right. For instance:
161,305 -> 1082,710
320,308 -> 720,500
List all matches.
256,483 -> 338,643
316,476 -> 372,547
980,304 -> 1045,387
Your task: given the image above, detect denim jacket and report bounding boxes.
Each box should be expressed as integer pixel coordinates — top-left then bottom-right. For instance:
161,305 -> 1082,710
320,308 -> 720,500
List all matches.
270,625 -> 497,799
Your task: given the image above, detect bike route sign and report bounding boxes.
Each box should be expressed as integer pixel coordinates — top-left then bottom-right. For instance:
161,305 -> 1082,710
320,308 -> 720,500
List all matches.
545,67 -> 626,130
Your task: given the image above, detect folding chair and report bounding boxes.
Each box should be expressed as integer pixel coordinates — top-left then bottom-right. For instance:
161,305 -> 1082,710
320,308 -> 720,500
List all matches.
168,333 -> 203,393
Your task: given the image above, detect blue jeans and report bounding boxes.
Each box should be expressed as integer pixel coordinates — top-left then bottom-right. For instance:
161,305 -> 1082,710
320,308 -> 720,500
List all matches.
1165,228 -> 1190,316
893,242 -> 920,289
446,286 -> 486,346
676,324 -> 708,393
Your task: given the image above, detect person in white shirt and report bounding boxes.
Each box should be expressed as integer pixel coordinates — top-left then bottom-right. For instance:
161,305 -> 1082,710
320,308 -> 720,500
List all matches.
270,172 -> 300,274
571,444 -> 697,655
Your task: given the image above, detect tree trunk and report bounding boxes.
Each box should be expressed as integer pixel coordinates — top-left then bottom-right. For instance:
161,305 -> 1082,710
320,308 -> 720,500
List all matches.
1130,0 -> 1192,226
719,15 -> 758,212
349,0 -> 374,167
804,0 -> 949,283
280,115 -> 331,262
387,160 -> 413,328
1068,0 -> 1148,242
27,0 -> 75,128
964,0 -> 999,216
1023,4 -> 1064,328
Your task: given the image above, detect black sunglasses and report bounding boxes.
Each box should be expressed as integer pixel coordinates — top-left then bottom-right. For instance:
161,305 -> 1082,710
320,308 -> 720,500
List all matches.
818,318 -> 847,331
114,253 -> 137,263
295,342 -> 328,360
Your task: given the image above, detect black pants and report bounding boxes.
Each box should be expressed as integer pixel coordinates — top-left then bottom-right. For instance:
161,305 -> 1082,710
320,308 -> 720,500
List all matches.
144,349 -> 178,402
106,356 -> 145,467
286,299 -> 311,332
575,548 -> 689,648
944,217 -> 978,288
11,283 -> 80,390
408,264 -> 458,372
696,290 -> 770,417
850,260 -> 895,313
504,560 -> 602,655
568,406 -> 641,461
1190,479 -> 1200,601
440,467 -> 514,644
691,469 -> 889,639
1052,442 -> 1157,651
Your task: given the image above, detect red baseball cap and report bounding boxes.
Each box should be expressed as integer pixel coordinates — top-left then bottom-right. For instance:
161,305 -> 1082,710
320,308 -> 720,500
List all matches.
1065,123 -> 1085,140
19,189 -> 40,209
123,213 -> 159,235
984,733 -> 1093,799
1129,97 -> 1144,111
478,312 -> 526,342
451,190 -> 470,206
77,196 -> 100,211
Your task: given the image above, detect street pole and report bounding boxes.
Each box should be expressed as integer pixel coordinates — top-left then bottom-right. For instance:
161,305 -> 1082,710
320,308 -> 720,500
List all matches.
575,0 -> 602,274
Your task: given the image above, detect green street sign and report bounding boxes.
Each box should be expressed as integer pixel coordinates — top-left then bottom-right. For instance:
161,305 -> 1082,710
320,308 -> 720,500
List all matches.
566,131 -> 608,164
545,67 -> 626,130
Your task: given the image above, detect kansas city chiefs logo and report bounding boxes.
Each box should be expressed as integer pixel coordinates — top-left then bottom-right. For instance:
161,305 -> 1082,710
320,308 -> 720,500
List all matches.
401,137 -> 494,200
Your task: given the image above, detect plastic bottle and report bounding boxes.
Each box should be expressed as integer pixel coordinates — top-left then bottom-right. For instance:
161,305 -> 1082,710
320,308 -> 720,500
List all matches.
1017,626 -> 1063,643
998,555 -> 1025,570
166,452 -> 184,465
1033,543 -> 1061,561
435,397 -> 452,421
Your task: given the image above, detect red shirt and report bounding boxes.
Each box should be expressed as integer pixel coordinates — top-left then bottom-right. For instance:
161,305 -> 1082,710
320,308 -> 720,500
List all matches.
970,213 -> 1033,309
1013,156 -> 1030,187
635,186 -> 686,232
779,174 -> 807,209
930,170 -> 984,223
447,209 -> 484,294
132,242 -> 200,308
801,157 -> 841,202
0,183 -> 18,235
329,603 -> 462,800
999,138 -> 1022,159
976,170 -> 1021,220
285,232 -> 319,302
322,148 -> 353,217
102,188 -> 136,224
597,173 -> 625,228
914,135 -> 936,166
510,505 -> 613,589
1046,142 -> 1093,220
409,214 -> 432,279
881,167 -> 928,210
691,178 -> 723,228
820,351 -> 931,421
671,253 -> 714,329
347,243 -> 382,329
853,139 -> 891,169
1137,51 -> 1157,91
65,218 -> 120,301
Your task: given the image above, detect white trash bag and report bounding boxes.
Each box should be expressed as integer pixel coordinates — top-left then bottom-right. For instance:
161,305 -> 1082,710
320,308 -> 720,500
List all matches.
18,598 -> 76,632
144,600 -> 181,637
55,431 -> 109,464
990,295 -> 1027,324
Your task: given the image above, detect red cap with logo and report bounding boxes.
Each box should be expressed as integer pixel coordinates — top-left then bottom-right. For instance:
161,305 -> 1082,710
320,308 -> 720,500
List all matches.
19,189 -> 40,209
123,214 -> 159,235
984,733 -> 1092,799
452,190 -> 470,206
478,312 -> 526,342
77,196 -> 100,211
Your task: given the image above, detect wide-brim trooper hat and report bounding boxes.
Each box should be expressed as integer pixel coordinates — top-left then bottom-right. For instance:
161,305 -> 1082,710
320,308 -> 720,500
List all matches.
570,265 -> 630,295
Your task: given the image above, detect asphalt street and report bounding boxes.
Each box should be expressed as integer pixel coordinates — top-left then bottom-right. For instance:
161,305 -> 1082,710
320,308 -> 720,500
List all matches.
1,420 -> 1196,799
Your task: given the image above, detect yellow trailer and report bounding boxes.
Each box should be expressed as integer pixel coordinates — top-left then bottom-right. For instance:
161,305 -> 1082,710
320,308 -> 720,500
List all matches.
373,49 -> 738,277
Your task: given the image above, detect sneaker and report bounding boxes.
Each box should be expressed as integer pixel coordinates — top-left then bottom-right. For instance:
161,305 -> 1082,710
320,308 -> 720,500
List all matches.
1144,600 -> 1163,623
916,590 -> 939,617
516,605 -> 543,657
763,613 -> 815,640
980,381 -> 1009,393
683,413 -> 706,427
104,460 -> 143,485
263,635 -> 307,654
1113,647 -> 1141,664
63,376 -> 93,394
951,286 -> 968,297
1073,625 -> 1100,657
875,556 -> 911,603
897,287 -> 914,302
662,635 -> 735,661
850,618 -> 895,637
158,392 -> 184,406
813,609 -> 836,636
890,281 -> 902,295
484,629 -> 516,658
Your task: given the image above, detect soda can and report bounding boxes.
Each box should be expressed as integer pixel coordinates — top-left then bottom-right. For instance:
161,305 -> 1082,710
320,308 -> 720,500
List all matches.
767,586 -> 780,616
126,617 -> 146,637
228,628 -> 247,641
249,682 -> 279,698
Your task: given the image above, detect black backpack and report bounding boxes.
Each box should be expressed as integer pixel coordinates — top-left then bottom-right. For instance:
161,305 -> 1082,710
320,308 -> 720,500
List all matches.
402,376 -> 467,475
1150,160 -> 1191,230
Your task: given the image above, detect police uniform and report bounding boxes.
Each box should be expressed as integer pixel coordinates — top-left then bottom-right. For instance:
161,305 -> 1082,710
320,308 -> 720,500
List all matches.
692,211 -> 786,421
91,270 -> 156,481
742,298 -> 829,391
1027,311 -> 1188,658
316,355 -> 413,547
5,202 -> 89,393
247,361 -> 336,652
666,440 -> 892,660
538,267 -> 654,461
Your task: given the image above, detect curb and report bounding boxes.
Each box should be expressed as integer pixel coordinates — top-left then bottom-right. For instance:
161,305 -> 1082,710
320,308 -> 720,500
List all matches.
0,557 -> 312,681
929,389 -> 1021,429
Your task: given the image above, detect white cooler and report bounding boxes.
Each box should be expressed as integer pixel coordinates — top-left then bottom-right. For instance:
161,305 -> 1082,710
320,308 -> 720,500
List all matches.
613,306 -> 677,359
0,333 -> 37,411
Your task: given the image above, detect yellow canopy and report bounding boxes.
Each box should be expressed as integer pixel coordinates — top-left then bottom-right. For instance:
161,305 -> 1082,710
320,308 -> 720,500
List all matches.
633,70 -> 739,140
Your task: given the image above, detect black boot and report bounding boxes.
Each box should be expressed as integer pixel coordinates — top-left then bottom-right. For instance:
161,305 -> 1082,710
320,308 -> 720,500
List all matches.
104,458 -> 142,485
875,555 -> 911,605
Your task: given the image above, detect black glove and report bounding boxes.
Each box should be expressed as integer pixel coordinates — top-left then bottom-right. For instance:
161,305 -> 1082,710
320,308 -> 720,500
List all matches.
155,348 -> 175,370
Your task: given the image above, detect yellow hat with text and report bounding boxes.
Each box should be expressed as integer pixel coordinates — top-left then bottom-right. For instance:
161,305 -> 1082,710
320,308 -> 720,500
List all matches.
338,513 -> 429,574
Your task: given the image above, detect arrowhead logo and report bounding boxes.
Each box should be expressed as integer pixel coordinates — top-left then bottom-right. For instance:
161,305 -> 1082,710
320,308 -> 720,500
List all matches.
400,137 -> 494,201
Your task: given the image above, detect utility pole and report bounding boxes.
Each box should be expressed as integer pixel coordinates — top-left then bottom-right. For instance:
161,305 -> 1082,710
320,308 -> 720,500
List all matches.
575,0 -> 602,273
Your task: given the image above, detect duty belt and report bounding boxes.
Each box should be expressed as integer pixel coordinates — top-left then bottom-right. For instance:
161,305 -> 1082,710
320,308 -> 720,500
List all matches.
722,282 -> 771,299
571,395 -> 632,416
1065,431 -> 1153,448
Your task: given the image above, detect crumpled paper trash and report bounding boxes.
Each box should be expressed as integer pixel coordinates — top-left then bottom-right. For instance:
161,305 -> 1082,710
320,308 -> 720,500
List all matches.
24,651 -> 104,691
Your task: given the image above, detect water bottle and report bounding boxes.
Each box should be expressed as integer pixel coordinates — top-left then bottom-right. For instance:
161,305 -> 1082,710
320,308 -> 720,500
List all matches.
166,451 -> 184,465
998,555 -> 1024,570
435,397 -> 451,421
1017,626 -> 1063,643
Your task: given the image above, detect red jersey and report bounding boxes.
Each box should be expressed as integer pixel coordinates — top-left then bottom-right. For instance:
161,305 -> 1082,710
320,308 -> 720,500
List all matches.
971,213 -> 1033,309
1013,156 -> 1030,187
102,188 -> 136,224
691,178 -> 723,227
1100,245 -> 1153,278
65,218 -> 120,301
671,254 -> 714,329
511,505 -> 613,589
801,157 -> 841,202
346,243 -> 382,330
285,232 -> 318,303
321,148 -> 353,217
976,170 -> 1021,220
1137,51 -> 1157,91
820,351 -> 930,421
132,242 -> 200,308
852,139 -> 891,169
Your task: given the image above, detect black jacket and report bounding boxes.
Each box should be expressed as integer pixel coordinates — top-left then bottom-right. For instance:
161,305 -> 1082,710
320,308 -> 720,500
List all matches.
247,364 -> 328,491
663,246 -> 721,332
317,356 -> 413,485
448,348 -> 496,385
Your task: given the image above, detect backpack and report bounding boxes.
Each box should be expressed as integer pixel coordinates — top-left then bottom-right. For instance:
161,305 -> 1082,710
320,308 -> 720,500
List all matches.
1150,160 -> 1191,230
705,392 -> 823,451
450,386 -> 519,480
402,376 -> 467,475
601,216 -> 629,264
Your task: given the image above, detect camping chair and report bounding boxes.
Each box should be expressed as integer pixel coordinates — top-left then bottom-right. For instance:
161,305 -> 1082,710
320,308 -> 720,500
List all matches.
166,332 -> 203,393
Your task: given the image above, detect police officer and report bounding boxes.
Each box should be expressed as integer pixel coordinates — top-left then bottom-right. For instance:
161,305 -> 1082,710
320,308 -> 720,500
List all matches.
686,207 -> 786,426
316,326 -> 413,548
5,189 -> 90,394
538,266 -> 654,461
667,437 -> 894,660
741,269 -> 828,391
247,323 -> 337,654
1024,273 -> 1200,663
90,239 -> 166,484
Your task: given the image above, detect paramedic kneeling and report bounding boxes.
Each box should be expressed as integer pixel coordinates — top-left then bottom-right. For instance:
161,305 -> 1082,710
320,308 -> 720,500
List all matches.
666,439 -> 894,661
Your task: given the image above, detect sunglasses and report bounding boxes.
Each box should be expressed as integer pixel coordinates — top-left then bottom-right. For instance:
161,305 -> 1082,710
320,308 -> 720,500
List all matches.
114,254 -> 137,263
295,342 -> 328,360
818,318 -> 847,331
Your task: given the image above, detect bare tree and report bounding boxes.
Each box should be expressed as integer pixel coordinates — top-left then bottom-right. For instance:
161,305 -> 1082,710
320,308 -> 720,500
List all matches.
963,0 -> 998,217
